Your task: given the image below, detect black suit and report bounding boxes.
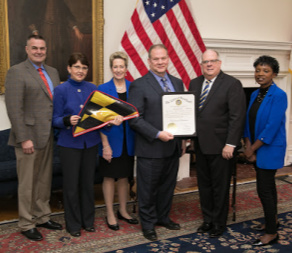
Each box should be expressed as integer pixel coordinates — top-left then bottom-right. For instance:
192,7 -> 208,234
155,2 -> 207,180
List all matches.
189,71 -> 245,227
129,72 -> 184,230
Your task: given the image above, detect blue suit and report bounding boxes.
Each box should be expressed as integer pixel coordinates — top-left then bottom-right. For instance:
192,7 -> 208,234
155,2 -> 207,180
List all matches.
97,78 -> 135,157
244,83 -> 287,170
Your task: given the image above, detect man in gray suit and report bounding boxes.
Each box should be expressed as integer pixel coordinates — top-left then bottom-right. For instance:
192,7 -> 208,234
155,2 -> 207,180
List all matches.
5,35 -> 62,241
189,49 -> 246,238
128,44 -> 185,241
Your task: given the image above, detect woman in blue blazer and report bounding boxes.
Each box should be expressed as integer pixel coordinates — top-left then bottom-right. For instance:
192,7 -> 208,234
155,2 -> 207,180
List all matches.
244,56 -> 287,246
97,52 -> 137,230
53,53 -> 123,237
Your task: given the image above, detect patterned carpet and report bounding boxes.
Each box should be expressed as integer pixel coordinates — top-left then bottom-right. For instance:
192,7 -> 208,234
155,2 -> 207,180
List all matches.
108,211 -> 292,252
0,176 -> 292,253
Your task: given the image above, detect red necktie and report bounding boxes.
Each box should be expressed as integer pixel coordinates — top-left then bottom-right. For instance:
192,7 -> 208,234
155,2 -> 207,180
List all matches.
37,68 -> 53,100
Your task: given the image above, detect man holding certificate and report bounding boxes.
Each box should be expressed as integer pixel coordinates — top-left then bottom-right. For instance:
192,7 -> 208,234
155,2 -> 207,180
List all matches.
189,49 -> 246,238
128,44 -> 185,241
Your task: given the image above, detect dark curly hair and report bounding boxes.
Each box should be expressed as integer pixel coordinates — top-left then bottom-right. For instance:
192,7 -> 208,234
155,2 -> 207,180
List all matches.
253,55 -> 279,74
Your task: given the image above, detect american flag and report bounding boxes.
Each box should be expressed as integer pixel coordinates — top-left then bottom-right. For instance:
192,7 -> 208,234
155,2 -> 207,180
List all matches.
119,0 -> 206,89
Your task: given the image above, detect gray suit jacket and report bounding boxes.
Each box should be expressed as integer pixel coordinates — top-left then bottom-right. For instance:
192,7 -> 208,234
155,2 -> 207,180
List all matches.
128,71 -> 184,158
5,59 -> 60,149
189,71 -> 246,154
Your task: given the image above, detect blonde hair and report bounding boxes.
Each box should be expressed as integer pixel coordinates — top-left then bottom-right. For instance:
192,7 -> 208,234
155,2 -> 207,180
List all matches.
109,51 -> 128,68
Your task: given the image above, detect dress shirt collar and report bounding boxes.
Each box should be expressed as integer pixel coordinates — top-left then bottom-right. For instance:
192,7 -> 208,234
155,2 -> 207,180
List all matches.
202,76 -> 217,91
29,60 -> 44,70
149,70 -> 175,92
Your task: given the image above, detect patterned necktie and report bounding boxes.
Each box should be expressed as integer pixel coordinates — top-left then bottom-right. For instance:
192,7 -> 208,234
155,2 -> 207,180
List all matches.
199,80 -> 211,110
38,68 -> 53,100
161,78 -> 171,92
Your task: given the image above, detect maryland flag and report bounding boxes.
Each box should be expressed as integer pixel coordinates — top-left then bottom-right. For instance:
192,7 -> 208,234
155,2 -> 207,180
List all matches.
73,91 -> 139,137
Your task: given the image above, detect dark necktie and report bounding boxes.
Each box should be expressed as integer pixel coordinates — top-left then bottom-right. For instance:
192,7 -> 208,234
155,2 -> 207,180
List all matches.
199,80 -> 211,110
161,78 -> 171,92
38,68 -> 52,100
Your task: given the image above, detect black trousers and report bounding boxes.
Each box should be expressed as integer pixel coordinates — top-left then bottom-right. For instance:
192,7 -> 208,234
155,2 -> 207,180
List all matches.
60,145 -> 98,232
255,166 -> 278,234
137,155 -> 179,230
196,147 -> 233,227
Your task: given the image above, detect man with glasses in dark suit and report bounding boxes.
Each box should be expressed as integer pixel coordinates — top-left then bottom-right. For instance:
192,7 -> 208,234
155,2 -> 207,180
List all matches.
189,49 -> 245,238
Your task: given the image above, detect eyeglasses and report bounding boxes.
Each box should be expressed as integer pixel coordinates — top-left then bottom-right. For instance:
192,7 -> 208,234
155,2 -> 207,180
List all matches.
201,59 -> 220,65
72,65 -> 89,71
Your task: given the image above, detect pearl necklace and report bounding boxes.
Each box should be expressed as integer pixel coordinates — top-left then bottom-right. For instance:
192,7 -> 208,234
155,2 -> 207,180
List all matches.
116,86 -> 125,91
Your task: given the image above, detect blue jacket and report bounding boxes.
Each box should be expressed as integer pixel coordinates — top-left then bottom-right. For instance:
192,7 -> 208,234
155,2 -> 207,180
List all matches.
97,78 -> 135,157
244,83 -> 287,169
53,78 -> 101,149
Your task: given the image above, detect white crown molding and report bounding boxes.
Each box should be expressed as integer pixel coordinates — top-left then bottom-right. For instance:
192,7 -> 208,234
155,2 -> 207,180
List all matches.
203,38 -> 292,51
202,39 -> 292,79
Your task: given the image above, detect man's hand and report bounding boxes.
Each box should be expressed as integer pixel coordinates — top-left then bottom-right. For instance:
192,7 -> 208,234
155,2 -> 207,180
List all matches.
222,145 -> 234,160
158,131 -> 174,142
21,140 -> 34,154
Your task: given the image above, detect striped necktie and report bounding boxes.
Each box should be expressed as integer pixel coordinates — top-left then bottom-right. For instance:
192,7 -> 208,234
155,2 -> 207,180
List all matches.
199,80 -> 211,110
161,78 -> 171,92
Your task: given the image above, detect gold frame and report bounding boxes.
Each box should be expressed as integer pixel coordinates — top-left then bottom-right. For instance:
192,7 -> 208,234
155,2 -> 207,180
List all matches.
0,0 -> 104,95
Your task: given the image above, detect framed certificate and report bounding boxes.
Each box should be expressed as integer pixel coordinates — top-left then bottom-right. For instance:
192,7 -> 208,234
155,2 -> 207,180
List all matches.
162,92 -> 196,137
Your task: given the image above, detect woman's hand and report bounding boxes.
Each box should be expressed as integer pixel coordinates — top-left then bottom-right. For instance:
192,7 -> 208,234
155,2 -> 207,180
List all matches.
109,115 -> 123,126
70,115 -> 81,126
244,138 -> 263,161
244,146 -> 256,163
244,146 -> 254,159
103,145 -> 112,163
246,153 -> 257,163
